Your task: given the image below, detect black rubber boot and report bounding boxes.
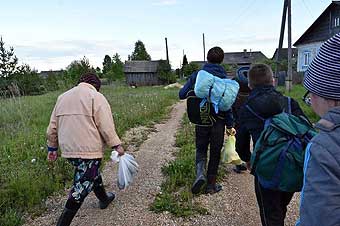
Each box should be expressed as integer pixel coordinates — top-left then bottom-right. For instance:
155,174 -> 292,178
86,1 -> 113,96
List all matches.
205,175 -> 222,194
94,185 -> 115,209
56,200 -> 81,226
233,163 -> 248,174
191,161 -> 207,194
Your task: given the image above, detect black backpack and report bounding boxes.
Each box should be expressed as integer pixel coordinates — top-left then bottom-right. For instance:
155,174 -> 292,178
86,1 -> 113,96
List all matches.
186,90 -> 215,126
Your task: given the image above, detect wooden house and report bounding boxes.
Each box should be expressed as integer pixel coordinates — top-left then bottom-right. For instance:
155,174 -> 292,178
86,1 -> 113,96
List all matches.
38,70 -> 64,78
223,50 -> 268,66
190,50 -> 267,78
272,48 -> 298,61
294,1 -> 340,72
124,60 -> 164,86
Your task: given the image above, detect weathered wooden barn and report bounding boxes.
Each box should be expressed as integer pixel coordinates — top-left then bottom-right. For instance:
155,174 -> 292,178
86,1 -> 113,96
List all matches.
223,50 -> 268,66
38,70 -> 64,78
192,50 -> 267,68
294,1 -> 340,72
124,60 -> 164,86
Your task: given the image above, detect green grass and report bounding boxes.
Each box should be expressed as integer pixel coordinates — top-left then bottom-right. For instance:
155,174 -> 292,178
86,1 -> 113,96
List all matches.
150,116 -> 210,217
277,84 -> 319,123
0,84 -> 179,226
151,116 -> 228,216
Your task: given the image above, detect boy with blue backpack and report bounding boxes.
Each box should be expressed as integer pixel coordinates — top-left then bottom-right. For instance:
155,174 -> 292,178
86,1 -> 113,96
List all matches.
236,64 -> 310,226
179,47 -> 235,194
296,33 -> 340,226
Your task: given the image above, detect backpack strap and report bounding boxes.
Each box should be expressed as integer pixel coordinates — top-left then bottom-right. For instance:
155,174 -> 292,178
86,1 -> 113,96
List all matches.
245,104 -> 266,122
215,82 -> 228,114
285,97 -> 292,114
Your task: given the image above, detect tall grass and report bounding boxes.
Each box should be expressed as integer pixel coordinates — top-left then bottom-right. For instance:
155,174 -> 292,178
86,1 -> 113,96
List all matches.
277,85 -> 319,123
0,84 -> 178,226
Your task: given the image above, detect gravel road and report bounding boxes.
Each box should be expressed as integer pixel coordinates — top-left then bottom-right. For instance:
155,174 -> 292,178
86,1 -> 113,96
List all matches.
24,101 -> 300,226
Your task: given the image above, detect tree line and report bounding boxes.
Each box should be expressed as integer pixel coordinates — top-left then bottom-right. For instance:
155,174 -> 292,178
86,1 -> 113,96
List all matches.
0,38 -> 182,97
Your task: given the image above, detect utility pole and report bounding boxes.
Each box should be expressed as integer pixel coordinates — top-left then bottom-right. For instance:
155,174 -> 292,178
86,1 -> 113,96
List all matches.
165,37 -> 169,64
182,49 -> 185,79
203,33 -> 206,62
275,0 -> 288,86
286,0 -> 293,92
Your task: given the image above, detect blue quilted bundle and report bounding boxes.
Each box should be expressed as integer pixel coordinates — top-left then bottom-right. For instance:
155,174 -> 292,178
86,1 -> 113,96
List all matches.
194,70 -> 239,113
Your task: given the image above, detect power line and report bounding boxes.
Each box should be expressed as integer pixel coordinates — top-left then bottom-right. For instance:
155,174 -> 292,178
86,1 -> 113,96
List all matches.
231,0 -> 257,26
301,0 -> 314,18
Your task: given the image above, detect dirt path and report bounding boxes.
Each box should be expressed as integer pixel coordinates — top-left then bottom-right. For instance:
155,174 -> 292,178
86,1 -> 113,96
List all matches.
24,101 -> 186,226
24,100 -> 300,226
183,166 -> 300,226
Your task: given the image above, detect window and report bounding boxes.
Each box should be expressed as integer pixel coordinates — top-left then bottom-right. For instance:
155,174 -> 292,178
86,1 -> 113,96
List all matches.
335,17 -> 340,27
303,52 -> 311,66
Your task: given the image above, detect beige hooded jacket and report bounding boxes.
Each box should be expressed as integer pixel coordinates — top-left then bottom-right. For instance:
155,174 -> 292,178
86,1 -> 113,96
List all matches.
47,83 -> 121,159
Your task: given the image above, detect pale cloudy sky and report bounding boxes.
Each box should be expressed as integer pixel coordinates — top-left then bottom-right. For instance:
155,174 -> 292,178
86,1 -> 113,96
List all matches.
0,0 -> 331,71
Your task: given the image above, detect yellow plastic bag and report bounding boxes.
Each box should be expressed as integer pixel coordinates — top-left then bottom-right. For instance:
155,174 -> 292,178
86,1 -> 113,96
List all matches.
221,135 -> 242,165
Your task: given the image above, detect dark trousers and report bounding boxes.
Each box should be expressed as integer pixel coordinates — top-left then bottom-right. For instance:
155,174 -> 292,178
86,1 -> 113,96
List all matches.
254,177 -> 294,226
235,122 -> 251,162
195,119 -> 225,176
67,158 -> 102,207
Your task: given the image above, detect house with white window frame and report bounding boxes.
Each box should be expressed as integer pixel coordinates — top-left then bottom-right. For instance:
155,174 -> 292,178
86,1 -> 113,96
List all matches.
294,1 -> 340,72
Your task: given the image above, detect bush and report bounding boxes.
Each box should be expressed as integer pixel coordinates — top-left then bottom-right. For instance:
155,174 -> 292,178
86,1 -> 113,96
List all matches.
12,73 -> 46,96
64,56 -> 95,85
183,62 -> 200,78
157,60 -> 176,84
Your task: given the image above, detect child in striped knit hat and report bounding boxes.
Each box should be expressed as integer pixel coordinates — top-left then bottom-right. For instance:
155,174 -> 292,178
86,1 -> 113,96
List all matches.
296,33 -> 340,226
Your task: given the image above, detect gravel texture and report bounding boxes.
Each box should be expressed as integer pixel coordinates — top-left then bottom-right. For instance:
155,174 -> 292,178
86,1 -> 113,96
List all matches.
24,101 -> 300,226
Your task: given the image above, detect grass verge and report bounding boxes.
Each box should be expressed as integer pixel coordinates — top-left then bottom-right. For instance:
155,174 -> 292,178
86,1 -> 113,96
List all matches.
277,84 -> 319,123
150,116 -> 209,217
0,84 -> 178,226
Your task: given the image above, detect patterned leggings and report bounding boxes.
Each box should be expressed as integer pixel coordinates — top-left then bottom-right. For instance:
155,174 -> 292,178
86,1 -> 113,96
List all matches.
67,158 -> 103,203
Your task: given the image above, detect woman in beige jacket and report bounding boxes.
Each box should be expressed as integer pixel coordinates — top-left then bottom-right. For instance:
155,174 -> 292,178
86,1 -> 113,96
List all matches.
47,73 -> 124,226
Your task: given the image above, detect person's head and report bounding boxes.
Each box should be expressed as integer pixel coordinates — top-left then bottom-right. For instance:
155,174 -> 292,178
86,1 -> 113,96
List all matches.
304,33 -> 340,117
236,66 -> 250,85
248,64 -> 274,89
78,72 -> 101,91
207,47 -> 224,64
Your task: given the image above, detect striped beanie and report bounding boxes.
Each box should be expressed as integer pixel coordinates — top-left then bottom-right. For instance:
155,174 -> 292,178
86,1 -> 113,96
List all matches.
78,72 -> 101,91
304,33 -> 340,100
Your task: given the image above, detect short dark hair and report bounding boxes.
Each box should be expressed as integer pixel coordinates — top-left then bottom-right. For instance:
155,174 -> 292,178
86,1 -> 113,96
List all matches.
248,64 -> 273,88
78,72 -> 101,91
207,47 -> 224,64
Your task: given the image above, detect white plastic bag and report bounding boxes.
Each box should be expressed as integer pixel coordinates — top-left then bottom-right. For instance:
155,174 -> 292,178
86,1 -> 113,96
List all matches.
111,151 -> 138,190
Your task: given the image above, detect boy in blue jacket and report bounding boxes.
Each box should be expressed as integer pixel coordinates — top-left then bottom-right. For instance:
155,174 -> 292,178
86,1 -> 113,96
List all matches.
296,33 -> 340,226
179,47 -> 234,194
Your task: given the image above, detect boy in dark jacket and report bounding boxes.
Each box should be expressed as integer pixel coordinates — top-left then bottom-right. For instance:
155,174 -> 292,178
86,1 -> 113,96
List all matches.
232,66 -> 251,173
296,33 -> 340,226
179,47 -> 234,194
236,64 -> 306,226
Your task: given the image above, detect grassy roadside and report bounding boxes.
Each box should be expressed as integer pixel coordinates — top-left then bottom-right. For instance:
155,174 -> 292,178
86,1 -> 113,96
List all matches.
0,84 -> 179,226
151,116 -> 210,216
150,115 -> 229,217
278,84 -> 319,123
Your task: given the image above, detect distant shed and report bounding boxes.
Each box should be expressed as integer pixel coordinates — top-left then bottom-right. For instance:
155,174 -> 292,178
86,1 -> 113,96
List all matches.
124,60 -> 164,86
